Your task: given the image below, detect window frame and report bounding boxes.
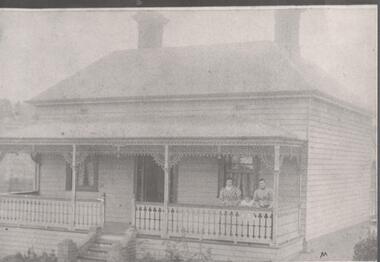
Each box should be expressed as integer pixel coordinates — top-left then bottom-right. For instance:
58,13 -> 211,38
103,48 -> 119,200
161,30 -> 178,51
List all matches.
65,155 -> 99,192
218,155 -> 261,198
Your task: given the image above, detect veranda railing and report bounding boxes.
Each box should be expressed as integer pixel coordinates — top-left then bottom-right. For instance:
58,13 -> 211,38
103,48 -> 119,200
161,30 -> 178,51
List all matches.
134,201 -> 274,244
0,194 -> 104,230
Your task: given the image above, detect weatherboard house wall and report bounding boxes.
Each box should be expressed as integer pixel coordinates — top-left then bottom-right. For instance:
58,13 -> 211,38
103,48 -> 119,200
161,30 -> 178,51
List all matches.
305,98 -> 372,240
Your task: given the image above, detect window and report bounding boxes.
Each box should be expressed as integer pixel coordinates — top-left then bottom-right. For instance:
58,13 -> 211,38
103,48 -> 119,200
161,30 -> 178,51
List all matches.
0,153 -> 37,193
218,155 -> 260,198
230,156 -> 255,171
66,155 -> 99,192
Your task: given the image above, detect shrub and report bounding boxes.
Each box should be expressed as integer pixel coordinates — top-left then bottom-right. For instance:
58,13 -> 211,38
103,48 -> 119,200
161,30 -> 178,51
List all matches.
107,227 -> 137,262
0,248 -> 57,262
353,234 -> 377,261
1,253 -> 24,262
108,242 -> 128,262
138,236 -> 213,262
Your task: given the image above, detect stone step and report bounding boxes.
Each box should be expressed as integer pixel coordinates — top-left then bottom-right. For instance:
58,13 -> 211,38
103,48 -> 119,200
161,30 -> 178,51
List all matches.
78,259 -> 106,262
88,246 -> 110,253
93,239 -> 115,247
77,255 -> 107,262
78,232 -> 126,262
99,234 -> 124,242
86,248 -> 108,259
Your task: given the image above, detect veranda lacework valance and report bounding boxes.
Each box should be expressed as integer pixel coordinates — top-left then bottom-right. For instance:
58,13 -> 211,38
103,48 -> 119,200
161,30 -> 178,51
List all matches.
0,151 -> 41,165
0,144 -> 303,170
62,152 -> 89,167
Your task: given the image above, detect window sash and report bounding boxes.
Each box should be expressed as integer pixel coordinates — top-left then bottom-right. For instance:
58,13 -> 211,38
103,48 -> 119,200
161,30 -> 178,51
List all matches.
218,156 -> 260,198
65,155 -> 99,192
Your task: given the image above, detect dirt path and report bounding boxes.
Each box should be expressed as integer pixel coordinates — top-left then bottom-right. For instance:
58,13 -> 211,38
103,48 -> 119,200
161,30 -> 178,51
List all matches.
292,222 -> 374,261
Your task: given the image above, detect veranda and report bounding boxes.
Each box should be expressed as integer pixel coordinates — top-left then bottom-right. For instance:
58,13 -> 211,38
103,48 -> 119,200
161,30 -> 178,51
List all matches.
0,137 -> 306,248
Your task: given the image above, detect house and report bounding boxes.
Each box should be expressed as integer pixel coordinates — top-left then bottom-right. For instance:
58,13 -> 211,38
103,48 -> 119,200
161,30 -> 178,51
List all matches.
0,10 -> 374,262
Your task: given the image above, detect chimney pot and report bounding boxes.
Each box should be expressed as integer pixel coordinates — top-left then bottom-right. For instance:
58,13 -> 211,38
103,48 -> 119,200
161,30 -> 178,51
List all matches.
133,11 -> 169,49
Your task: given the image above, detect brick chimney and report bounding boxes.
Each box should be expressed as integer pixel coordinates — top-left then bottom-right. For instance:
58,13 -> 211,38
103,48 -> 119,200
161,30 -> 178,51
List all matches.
133,11 -> 169,49
274,9 -> 303,58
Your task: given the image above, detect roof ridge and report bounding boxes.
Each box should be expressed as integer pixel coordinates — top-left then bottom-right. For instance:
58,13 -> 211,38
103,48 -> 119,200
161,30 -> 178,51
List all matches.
26,41 -> 369,112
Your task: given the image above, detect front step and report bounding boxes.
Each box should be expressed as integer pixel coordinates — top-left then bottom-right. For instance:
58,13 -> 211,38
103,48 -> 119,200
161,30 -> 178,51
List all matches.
88,246 -> 109,253
78,254 -> 107,262
99,234 -> 124,242
78,234 -> 123,262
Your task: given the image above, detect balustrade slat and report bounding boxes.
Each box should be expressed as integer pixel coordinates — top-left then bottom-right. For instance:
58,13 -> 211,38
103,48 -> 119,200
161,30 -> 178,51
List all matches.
95,202 -> 99,225
29,200 -> 33,224
83,202 -> 87,227
18,199 -> 23,224
22,199 -> 26,223
48,200 -> 52,225
60,201 -> 64,225
13,199 -> 17,223
9,199 -> 12,222
90,203 -> 96,227
90,202 -> 94,226
253,213 -> 259,239
83,202 -> 86,227
30,200 -> 34,224
12,200 -> 15,222
81,202 -> 85,227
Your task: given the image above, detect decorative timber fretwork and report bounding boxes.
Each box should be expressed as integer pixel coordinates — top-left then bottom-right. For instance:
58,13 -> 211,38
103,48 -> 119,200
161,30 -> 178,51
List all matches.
220,145 -> 274,158
62,152 -> 89,167
117,145 -> 164,156
279,146 -> 302,168
0,142 -> 304,171
161,145 -> 278,170
170,145 -> 219,157
260,153 -> 275,170
30,152 -> 42,165
0,144 -> 40,155
220,145 -> 275,170
152,153 -> 183,169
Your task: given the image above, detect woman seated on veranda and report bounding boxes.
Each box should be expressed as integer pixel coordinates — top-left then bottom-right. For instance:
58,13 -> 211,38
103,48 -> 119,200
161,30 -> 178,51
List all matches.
219,178 -> 241,206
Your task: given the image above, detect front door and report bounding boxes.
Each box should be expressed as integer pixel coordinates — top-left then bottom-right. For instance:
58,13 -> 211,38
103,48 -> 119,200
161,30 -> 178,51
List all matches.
135,155 -> 165,202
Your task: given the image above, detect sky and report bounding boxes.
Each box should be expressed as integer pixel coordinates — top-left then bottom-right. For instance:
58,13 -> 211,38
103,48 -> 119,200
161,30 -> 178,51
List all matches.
0,6 -> 377,112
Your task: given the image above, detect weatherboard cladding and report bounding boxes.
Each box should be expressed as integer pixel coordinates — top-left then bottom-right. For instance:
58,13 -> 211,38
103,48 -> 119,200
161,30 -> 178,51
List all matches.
305,99 -> 373,241
0,114 -> 302,141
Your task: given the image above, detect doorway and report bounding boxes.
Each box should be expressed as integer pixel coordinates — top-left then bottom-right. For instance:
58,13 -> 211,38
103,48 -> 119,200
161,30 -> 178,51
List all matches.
134,155 -> 178,203
135,155 -> 164,202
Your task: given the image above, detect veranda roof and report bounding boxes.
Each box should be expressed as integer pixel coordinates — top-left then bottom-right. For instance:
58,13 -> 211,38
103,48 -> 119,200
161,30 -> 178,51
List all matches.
0,115 -> 303,145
